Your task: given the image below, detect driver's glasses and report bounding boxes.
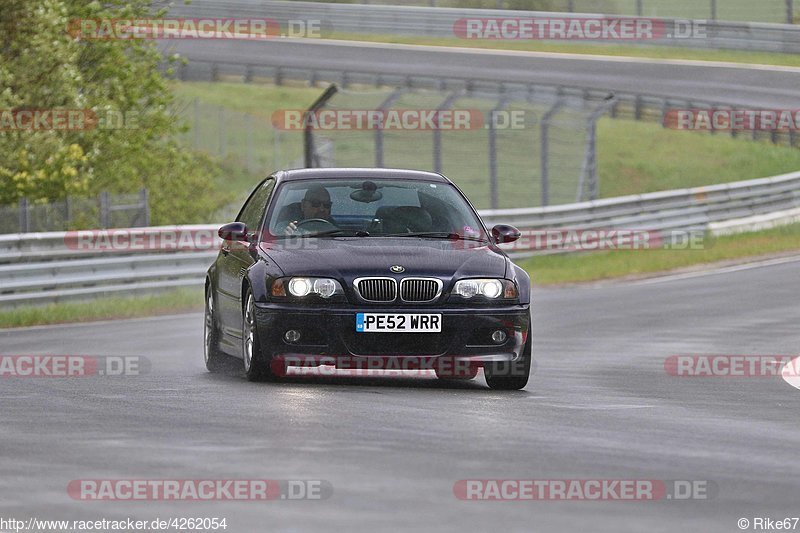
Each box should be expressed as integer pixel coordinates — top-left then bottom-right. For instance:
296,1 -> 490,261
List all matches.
305,199 -> 332,209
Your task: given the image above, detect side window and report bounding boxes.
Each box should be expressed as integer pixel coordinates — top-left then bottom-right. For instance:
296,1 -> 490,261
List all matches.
237,178 -> 275,231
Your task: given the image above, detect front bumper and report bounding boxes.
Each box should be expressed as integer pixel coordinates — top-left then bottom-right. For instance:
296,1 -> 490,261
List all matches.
254,303 -> 530,368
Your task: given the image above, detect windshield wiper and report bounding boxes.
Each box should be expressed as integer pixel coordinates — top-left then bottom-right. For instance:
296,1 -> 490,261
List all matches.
297,229 -> 370,238
382,232 -> 488,242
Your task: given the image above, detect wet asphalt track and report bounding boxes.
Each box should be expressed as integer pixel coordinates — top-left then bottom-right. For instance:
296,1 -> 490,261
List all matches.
164,38 -> 800,108
1,257 -> 799,532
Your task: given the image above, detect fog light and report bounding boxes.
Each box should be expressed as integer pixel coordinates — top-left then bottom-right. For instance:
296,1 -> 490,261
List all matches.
284,330 -> 302,343
491,330 -> 507,344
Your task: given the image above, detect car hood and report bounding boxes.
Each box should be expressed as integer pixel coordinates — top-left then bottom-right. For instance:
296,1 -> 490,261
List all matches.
260,237 -> 508,280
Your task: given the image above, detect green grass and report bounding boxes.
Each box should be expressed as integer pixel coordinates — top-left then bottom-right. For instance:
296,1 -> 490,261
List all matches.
323,32 -> 800,68
0,288 -> 203,329
597,119 -> 800,197
516,223 -> 800,285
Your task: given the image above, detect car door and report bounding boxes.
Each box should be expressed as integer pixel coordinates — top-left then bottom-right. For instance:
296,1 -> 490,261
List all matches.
217,177 -> 276,349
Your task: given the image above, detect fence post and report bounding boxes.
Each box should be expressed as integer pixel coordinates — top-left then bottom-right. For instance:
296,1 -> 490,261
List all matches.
488,99 -> 508,210
304,85 -> 339,168
246,115 -> 254,172
19,198 -> 30,233
193,98 -> 200,149
788,0 -> 794,23
140,188 -> 150,227
577,96 -> 616,202
218,106 -> 226,159
99,191 -> 110,228
432,91 -> 462,174
710,0 -> 717,20
540,100 -> 565,207
374,88 -> 405,168
636,0 -> 643,16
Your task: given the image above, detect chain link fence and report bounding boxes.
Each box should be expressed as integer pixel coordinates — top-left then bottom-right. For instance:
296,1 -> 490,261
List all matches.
176,99 -> 301,173
302,84 -> 615,209
0,190 -> 149,234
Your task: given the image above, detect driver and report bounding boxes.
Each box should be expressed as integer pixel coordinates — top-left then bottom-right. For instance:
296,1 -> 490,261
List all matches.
284,186 -> 336,235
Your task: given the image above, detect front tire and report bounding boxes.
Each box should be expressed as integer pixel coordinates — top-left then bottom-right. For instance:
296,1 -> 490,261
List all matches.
484,328 -> 532,391
242,288 -> 277,382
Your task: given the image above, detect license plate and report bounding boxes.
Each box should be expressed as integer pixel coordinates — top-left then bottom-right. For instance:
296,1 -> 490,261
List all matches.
356,313 -> 442,333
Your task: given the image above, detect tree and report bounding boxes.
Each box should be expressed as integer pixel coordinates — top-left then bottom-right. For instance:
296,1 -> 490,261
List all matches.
0,0 -> 228,224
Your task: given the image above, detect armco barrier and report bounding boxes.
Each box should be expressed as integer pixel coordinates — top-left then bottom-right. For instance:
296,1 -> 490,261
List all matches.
1,171 -> 798,305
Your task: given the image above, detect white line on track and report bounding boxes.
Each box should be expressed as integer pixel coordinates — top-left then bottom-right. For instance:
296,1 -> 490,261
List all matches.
630,254 -> 800,286
294,38 -> 800,73
782,357 -> 800,390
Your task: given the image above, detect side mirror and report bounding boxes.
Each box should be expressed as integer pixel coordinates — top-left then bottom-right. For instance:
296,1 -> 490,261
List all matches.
218,222 -> 248,242
492,224 -> 521,244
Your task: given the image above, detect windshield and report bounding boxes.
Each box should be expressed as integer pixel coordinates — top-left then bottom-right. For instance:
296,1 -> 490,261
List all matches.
266,178 -> 488,241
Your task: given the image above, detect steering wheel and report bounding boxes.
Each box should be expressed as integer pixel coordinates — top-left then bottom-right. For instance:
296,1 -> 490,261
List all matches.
294,218 -> 338,233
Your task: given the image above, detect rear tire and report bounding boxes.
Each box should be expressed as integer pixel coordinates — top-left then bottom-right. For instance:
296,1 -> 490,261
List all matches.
484,326 -> 532,391
242,288 -> 278,382
204,286 -> 227,373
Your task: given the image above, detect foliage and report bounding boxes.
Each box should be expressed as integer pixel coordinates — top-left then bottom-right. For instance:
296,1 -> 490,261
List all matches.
0,0 -> 229,224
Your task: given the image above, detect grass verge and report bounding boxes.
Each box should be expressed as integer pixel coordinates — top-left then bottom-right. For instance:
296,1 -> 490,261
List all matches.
0,287 -> 203,329
323,32 -> 800,68
517,223 -> 800,285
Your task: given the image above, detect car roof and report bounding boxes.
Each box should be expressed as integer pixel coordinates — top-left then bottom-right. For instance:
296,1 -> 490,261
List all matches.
275,168 -> 451,184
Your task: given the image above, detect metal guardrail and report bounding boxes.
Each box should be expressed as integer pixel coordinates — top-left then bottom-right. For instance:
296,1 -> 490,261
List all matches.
169,1 -> 800,53
2,171 -> 799,306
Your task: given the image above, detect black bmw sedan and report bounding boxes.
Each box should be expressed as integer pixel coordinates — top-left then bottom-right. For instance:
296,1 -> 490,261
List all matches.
204,168 -> 532,390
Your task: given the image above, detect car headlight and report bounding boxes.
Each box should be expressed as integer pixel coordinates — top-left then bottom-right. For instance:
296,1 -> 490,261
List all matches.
452,279 -> 517,300
271,277 -> 343,299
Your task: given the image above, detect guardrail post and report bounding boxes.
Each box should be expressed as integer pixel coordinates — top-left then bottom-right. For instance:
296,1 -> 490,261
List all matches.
710,0 -> 717,20
567,0 -> 574,12
636,0 -> 643,16
99,191 -> 110,229
18,198 -> 30,233
788,0 -> 795,24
